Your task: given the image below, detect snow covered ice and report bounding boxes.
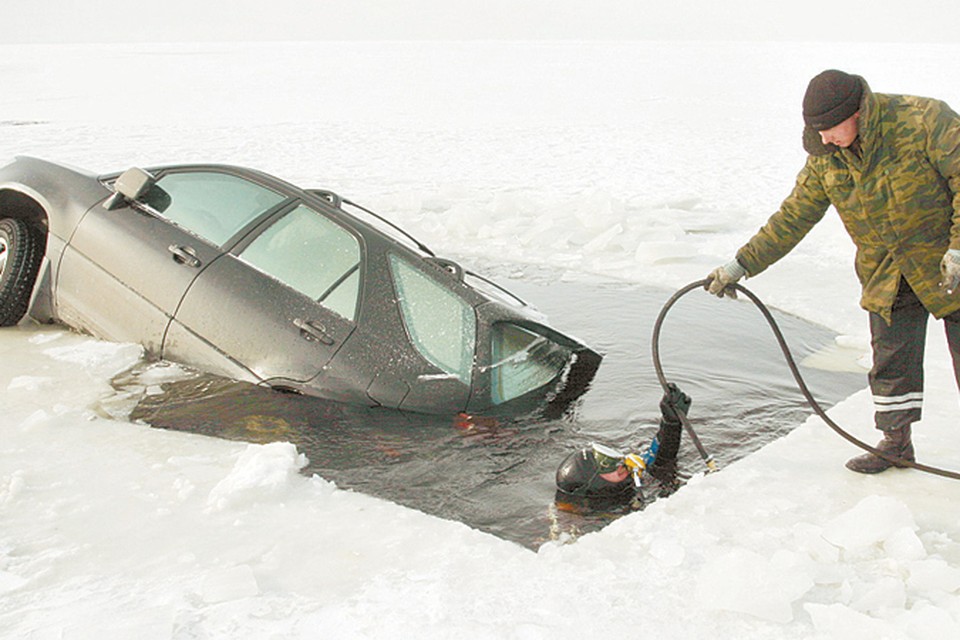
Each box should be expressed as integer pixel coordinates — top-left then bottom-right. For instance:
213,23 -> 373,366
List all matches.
1,40 -> 960,638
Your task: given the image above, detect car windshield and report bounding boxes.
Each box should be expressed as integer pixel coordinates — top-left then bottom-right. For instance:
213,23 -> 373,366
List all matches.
488,323 -> 574,405
389,254 -> 476,384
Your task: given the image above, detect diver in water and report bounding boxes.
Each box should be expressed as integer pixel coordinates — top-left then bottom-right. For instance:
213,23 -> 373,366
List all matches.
555,383 -> 690,511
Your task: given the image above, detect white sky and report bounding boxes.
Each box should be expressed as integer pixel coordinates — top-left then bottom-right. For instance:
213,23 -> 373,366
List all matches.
3,0 -> 960,44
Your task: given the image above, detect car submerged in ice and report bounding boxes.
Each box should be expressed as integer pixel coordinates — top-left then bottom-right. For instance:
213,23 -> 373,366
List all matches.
0,157 -> 601,415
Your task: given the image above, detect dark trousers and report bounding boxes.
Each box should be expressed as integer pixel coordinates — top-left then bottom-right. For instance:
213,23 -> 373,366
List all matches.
869,280 -> 960,431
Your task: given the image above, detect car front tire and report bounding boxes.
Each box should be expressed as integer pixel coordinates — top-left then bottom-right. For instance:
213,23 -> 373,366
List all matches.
0,217 -> 44,326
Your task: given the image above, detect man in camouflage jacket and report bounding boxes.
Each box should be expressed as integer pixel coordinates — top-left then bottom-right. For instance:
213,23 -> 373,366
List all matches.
705,69 -> 960,474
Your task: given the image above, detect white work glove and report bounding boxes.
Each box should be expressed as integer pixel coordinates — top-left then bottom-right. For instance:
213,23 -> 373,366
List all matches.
705,260 -> 747,299
940,249 -> 960,294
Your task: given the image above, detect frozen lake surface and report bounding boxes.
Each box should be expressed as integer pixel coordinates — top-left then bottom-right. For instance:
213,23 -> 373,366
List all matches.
2,40 -> 960,639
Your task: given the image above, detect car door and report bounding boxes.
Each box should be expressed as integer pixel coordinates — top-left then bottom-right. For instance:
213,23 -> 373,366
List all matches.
164,201 -> 361,387
55,169 -> 288,352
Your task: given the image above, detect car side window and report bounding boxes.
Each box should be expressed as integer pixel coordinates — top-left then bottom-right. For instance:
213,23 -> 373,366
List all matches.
144,171 -> 287,246
238,204 -> 361,321
389,254 -> 476,384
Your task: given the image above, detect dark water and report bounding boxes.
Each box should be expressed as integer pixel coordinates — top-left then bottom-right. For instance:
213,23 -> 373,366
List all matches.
115,269 -> 864,548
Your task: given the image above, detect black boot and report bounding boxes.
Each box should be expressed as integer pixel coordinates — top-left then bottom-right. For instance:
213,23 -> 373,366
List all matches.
845,425 -> 915,474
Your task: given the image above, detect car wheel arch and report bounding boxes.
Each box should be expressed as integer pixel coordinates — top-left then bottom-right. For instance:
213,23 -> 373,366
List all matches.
0,189 -> 50,239
0,215 -> 46,326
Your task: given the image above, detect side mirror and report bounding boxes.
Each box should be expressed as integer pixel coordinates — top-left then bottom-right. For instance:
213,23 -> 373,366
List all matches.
103,167 -> 156,210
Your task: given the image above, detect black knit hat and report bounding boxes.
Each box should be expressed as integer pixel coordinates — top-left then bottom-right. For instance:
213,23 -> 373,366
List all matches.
802,70 -> 863,131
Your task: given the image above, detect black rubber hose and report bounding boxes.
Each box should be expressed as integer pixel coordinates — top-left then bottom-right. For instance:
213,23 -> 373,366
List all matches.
651,280 -> 960,480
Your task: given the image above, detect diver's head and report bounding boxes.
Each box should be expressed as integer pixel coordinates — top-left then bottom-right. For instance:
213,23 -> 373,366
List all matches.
555,443 -> 634,504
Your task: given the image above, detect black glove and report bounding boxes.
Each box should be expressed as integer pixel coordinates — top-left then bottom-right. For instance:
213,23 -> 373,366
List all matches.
659,383 -> 691,425
652,384 -> 690,474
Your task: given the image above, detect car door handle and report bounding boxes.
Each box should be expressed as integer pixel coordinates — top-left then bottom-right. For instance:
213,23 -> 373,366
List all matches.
168,244 -> 202,268
294,318 -> 335,345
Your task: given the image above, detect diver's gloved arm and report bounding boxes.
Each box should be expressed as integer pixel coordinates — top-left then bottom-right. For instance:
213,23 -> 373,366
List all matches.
659,383 -> 691,424
652,383 -> 690,466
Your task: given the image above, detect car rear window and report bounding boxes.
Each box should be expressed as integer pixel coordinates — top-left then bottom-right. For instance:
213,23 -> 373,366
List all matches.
489,323 -> 573,405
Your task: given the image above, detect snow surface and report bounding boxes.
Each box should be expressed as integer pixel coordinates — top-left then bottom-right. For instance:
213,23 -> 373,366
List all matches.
1,41 -> 960,639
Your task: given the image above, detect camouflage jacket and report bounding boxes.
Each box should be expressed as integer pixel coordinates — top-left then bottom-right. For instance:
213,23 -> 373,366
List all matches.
735,77 -> 960,323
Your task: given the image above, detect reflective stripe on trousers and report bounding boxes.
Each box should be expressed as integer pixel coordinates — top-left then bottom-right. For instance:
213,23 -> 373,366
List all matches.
869,279 -> 960,431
